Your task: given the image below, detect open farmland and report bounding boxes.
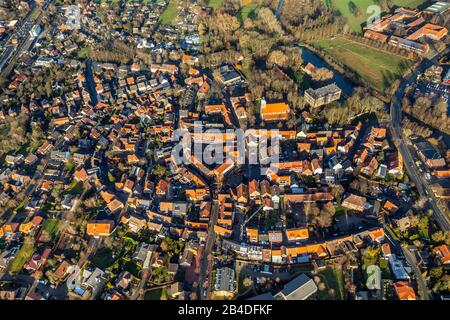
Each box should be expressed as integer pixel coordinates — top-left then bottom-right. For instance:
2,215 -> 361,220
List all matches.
313,37 -> 411,91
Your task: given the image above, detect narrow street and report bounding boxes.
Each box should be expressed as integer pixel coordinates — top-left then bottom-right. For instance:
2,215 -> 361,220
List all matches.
130,251 -> 155,300
198,199 -> 219,300
0,0 -> 53,77
384,228 -> 430,300
389,51 -> 450,232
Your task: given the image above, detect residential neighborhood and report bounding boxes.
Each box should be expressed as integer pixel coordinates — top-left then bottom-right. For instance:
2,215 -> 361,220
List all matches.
0,0 -> 448,304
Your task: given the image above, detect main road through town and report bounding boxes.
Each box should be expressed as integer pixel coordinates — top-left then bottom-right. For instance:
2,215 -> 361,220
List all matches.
390,50 -> 450,232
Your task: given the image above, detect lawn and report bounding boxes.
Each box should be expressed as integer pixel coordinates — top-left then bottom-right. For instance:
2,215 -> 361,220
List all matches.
237,271 -> 252,295
8,239 -> 35,274
66,180 -> 84,195
144,288 -> 167,300
379,257 -> 392,279
42,219 -> 60,239
334,206 -> 348,216
237,3 -> 260,22
323,0 -> 425,33
77,46 -> 91,59
159,0 -> 180,25
313,37 -> 411,91
91,248 -> 115,269
208,0 -> 224,10
317,266 -> 345,300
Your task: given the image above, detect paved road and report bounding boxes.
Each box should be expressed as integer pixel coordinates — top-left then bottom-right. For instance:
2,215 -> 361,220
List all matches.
389,52 -> 450,232
198,199 -> 219,300
1,136 -> 65,226
402,247 -> 429,300
130,250 -> 156,300
384,228 -> 429,300
0,0 -> 52,77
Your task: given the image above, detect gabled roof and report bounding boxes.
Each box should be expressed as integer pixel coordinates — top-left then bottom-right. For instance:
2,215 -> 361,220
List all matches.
74,167 -> 88,182
87,220 -> 114,237
342,194 -> 367,211
394,281 -> 416,300
434,244 -> 450,264
285,228 -> 309,241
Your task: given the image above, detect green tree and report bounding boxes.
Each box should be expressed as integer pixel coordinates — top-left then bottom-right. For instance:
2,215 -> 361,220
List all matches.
429,267 -> 443,281
432,231 -> 447,243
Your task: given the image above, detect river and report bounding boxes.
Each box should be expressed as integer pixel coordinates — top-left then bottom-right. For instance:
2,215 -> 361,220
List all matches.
300,46 -> 356,97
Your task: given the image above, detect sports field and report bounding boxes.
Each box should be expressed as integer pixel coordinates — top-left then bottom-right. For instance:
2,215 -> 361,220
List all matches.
323,0 -> 425,33
313,37 -> 411,91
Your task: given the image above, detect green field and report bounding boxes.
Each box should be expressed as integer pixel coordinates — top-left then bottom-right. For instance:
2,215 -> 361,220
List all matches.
238,3 -> 261,22
8,240 -> 35,274
317,266 -> 346,300
323,0 -> 425,33
66,180 -> 84,195
208,0 -> 224,10
92,248 -> 115,269
42,219 -> 60,239
313,37 -> 411,91
159,0 -> 180,25
144,288 -> 167,300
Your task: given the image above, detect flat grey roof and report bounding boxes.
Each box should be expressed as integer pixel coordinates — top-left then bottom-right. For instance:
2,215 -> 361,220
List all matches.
247,292 -> 275,300
280,274 -> 318,300
305,84 -> 341,99
425,2 -> 450,13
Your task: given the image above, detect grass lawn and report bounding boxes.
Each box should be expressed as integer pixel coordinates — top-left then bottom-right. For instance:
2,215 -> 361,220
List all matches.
144,288 -> 162,300
317,266 -> 345,300
8,239 -> 35,274
77,46 -> 91,59
334,206 -> 348,216
323,0 -> 425,33
123,259 -> 142,278
237,271 -> 252,295
144,287 -> 167,300
159,0 -> 180,25
66,180 -> 84,195
379,257 -> 392,279
313,37 -> 411,91
362,255 -> 377,270
391,0 -> 425,9
42,219 -> 59,239
208,0 -> 224,10
91,248 -> 115,269
237,3 -> 260,22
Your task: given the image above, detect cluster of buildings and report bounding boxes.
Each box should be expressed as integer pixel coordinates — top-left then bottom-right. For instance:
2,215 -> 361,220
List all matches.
0,0 -> 209,300
364,3 -> 449,55
0,0 -> 447,302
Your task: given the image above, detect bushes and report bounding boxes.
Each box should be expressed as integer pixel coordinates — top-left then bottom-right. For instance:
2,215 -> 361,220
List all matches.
320,89 -> 384,125
402,95 -> 450,134
0,114 -> 30,158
